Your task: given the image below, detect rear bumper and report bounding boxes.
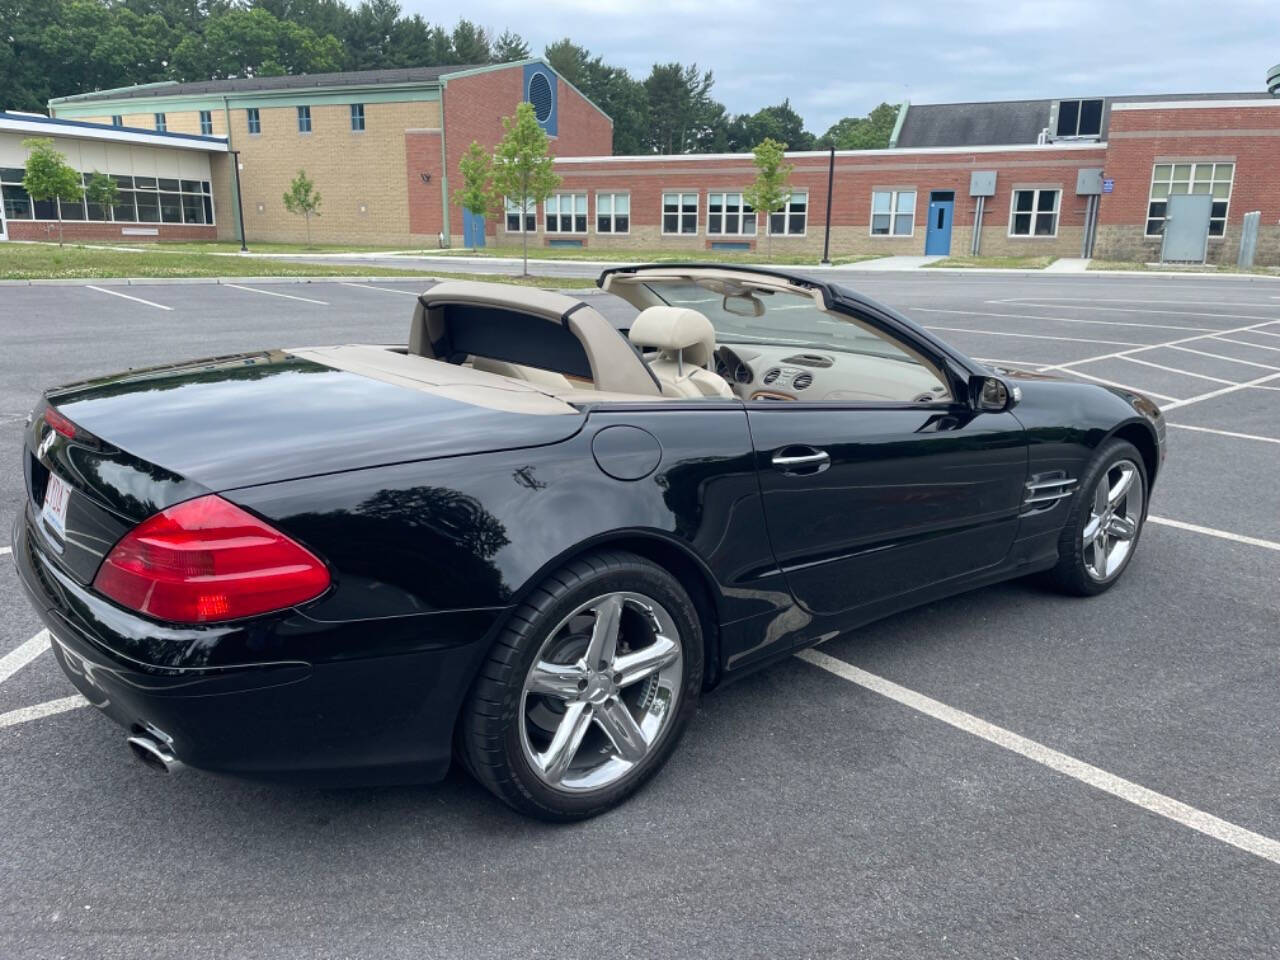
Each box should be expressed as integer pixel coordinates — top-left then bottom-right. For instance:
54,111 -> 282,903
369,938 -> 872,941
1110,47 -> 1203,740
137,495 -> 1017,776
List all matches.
13,512 -> 502,786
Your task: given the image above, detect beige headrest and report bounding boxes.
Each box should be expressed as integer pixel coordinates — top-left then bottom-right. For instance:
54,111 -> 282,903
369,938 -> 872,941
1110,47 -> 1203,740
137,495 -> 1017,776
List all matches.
629,306 -> 716,367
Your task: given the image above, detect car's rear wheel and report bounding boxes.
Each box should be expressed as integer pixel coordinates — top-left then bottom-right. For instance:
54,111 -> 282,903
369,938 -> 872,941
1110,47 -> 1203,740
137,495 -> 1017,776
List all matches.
1044,438 -> 1147,596
459,551 -> 703,820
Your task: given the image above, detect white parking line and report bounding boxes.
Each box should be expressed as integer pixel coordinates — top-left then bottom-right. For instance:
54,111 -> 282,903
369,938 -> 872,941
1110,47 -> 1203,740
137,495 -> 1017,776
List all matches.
0,545 -> 11,556
1211,335 -> 1280,354
85,286 -> 173,311
924,326 -> 1143,347
797,648 -> 1280,866
1149,516 -> 1280,552
1051,318 -> 1280,371
224,283 -> 328,306
337,282 -> 420,296
1119,356 -> 1238,385
0,630 -> 50,685
1167,345 -> 1280,372
1161,372 -> 1280,410
1167,423 -> 1280,445
0,695 -> 88,730
936,306 -> 1214,333
994,299 -> 1280,323
1043,366 -> 1180,402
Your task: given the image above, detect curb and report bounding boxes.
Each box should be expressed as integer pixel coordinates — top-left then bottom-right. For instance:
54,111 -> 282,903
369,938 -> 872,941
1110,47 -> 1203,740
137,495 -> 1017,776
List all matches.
0,276 -> 442,288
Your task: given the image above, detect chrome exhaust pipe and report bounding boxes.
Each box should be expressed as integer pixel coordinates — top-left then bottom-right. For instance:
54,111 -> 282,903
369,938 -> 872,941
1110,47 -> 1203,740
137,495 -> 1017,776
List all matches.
126,733 -> 182,773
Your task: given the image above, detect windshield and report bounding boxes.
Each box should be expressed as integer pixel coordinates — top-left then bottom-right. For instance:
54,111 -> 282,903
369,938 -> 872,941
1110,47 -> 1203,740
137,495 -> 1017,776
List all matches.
642,279 -> 921,364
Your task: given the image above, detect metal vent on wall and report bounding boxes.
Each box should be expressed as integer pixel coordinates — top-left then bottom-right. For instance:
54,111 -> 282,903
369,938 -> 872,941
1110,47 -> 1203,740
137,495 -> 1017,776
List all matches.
528,72 -> 554,123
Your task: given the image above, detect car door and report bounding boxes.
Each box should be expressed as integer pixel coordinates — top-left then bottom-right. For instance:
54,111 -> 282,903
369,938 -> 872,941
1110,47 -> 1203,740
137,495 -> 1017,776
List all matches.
746,312 -> 1027,620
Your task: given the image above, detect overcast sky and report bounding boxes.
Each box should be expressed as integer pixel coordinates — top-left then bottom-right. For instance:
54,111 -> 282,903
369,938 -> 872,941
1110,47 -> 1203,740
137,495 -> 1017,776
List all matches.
413,0 -> 1280,134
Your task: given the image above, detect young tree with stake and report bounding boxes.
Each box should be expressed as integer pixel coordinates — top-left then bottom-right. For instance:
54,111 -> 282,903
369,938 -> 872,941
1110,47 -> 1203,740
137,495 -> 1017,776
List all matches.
454,140 -> 495,249
743,137 -> 794,260
490,102 -> 560,276
21,138 -> 84,246
84,172 -> 121,220
283,170 -> 322,247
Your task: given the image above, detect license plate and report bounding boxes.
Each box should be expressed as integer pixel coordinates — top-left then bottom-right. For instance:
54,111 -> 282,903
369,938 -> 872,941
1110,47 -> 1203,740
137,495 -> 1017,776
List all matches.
41,473 -> 71,541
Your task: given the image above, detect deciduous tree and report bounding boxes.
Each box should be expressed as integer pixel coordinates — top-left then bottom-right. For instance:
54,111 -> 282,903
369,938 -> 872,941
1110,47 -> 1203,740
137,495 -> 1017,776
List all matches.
453,140 -> 494,248
22,138 -> 84,246
282,169 -> 322,246
489,102 -> 560,275
742,138 -> 793,259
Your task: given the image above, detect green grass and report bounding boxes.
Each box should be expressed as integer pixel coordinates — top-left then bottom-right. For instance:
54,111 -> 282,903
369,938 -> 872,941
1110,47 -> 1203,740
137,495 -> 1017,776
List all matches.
0,243 -> 597,286
1088,259 -> 1280,275
430,244 -> 884,267
150,240 -> 435,255
924,255 -> 1058,269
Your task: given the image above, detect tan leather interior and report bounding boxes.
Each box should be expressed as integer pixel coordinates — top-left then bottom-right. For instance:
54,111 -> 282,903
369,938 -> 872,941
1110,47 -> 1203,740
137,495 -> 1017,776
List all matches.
470,356 -> 575,392
628,306 -> 733,399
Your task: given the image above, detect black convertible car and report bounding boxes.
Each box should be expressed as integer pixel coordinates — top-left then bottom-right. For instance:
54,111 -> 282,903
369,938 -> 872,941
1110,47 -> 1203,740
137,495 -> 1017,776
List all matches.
15,265 -> 1165,820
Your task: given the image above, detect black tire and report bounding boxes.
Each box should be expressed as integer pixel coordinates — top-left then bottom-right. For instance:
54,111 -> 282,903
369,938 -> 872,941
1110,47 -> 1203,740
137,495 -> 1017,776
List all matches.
1042,438 -> 1148,596
459,550 -> 703,821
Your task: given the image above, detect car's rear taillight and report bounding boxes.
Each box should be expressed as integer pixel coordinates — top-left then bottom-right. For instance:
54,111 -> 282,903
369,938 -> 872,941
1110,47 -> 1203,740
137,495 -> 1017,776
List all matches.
93,494 -> 330,624
43,406 -> 77,439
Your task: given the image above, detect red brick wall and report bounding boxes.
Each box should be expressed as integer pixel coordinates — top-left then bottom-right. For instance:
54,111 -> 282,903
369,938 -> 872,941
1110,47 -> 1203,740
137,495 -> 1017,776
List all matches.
442,64 -> 613,241
554,146 -> 1106,232
405,129 -> 444,236
6,222 -> 217,243
1098,103 -> 1280,228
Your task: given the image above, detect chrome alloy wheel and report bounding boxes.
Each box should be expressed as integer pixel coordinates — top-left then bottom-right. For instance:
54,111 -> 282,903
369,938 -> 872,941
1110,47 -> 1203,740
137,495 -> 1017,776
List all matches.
1082,459 -> 1144,582
519,591 -> 684,793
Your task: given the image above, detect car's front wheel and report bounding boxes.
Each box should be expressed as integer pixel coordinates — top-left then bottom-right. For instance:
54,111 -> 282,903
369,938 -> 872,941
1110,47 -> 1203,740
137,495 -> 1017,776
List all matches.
1044,438 -> 1148,596
459,551 -> 703,820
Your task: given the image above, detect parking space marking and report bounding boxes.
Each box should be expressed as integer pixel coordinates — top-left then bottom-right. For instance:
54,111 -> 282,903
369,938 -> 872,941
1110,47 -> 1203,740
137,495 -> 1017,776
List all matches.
337,282 -> 420,296
1167,423 -> 1280,445
0,695 -> 87,731
924,326 -> 1144,347
85,286 -> 173,311
1162,371 -> 1280,410
0,630 -> 50,685
995,299 -> 1280,324
1168,345 -> 1280,372
1211,336 -> 1280,354
224,283 -> 328,306
916,306 -> 1213,333
1043,366 -> 1180,401
1051,319 -> 1280,371
797,648 -> 1280,866
1119,356 -> 1238,385
1149,516 -> 1280,552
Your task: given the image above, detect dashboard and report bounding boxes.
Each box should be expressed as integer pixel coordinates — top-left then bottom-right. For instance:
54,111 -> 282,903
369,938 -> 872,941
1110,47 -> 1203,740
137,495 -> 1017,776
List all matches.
714,344 -> 950,404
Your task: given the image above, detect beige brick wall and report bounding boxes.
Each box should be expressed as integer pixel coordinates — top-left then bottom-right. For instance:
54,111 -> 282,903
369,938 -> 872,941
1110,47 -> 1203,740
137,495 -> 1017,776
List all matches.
232,101 -> 440,244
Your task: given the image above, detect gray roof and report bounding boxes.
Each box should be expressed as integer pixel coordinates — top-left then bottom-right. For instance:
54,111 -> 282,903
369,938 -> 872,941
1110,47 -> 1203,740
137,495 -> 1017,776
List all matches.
895,91 -> 1275,149
52,65 -> 488,104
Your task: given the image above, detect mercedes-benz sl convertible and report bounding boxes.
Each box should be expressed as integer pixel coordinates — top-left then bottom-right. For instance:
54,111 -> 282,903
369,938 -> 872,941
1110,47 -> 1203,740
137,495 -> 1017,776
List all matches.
15,265 -> 1166,820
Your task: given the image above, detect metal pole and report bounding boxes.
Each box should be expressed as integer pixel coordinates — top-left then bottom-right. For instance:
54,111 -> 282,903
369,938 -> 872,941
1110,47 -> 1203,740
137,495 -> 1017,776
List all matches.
820,146 -> 835,265
230,149 -> 247,252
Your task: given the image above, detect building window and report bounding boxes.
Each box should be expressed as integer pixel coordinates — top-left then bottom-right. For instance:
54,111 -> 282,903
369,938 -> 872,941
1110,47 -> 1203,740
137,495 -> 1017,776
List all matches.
662,191 -> 698,234
1,167 -> 33,220
1146,162 -> 1233,238
199,110 -> 213,136
505,196 -> 536,232
708,192 -> 756,235
297,106 -> 312,133
545,193 -> 587,233
871,190 -> 915,236
1009,188 -> 1060,236
1056,99 -> 1103,139
596,192 -> 630,234
247,108 -> 261,135
768,191 -> 807,235
154,113 -> 167,132
110,115 -> 122,128
350,103 -> 365,132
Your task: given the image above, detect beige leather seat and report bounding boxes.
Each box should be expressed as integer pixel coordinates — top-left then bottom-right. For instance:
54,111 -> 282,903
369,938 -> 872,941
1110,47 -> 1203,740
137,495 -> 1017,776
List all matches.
469,356 -> 576,392
628,306 -> 733,399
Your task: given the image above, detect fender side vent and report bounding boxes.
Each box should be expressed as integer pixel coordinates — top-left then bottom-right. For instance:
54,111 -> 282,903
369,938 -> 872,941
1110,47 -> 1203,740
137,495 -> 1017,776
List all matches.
1022,471 -> 1078,515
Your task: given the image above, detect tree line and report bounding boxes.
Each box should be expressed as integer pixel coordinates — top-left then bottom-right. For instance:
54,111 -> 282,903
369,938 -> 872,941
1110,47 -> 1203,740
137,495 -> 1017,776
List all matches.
1,0 -> 898,154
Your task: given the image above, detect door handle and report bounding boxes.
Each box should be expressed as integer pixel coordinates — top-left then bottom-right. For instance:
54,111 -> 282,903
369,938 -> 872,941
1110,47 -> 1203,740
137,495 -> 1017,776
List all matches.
771,447 -> 830,475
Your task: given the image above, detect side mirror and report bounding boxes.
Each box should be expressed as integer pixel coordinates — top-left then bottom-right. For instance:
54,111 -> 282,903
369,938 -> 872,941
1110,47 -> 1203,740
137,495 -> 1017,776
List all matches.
970,375 -> 1020,412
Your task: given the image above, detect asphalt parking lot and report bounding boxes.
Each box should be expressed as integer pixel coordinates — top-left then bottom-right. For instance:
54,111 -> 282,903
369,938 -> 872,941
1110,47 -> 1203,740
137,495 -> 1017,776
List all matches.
1,269 -> 1278,959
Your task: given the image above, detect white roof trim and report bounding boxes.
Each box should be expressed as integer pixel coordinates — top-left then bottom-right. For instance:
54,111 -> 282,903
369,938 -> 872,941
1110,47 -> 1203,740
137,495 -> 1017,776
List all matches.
1111,99 -> 1280,112
0,116 -> 229,152
554,141 -> 1109,165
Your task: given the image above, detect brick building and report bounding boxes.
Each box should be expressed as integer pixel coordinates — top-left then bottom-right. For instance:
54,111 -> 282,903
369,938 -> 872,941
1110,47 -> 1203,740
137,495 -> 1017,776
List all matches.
5,76 -> 1278,265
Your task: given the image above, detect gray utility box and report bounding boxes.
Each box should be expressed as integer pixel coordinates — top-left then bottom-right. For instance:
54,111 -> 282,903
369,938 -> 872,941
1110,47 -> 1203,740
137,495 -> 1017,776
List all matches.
969,171 -> 996,196
1076,168 -> 1103,195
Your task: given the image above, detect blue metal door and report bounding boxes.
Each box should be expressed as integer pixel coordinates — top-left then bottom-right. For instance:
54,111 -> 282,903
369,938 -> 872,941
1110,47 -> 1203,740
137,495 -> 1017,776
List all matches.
462,209 -> 486,248
925,198 -> 953,255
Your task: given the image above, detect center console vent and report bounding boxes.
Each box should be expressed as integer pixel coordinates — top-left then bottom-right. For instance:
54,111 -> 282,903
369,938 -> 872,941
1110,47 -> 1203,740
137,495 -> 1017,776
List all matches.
792,372 -> 813,390
781,353 -> 834,368
762,368 -> 781,385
